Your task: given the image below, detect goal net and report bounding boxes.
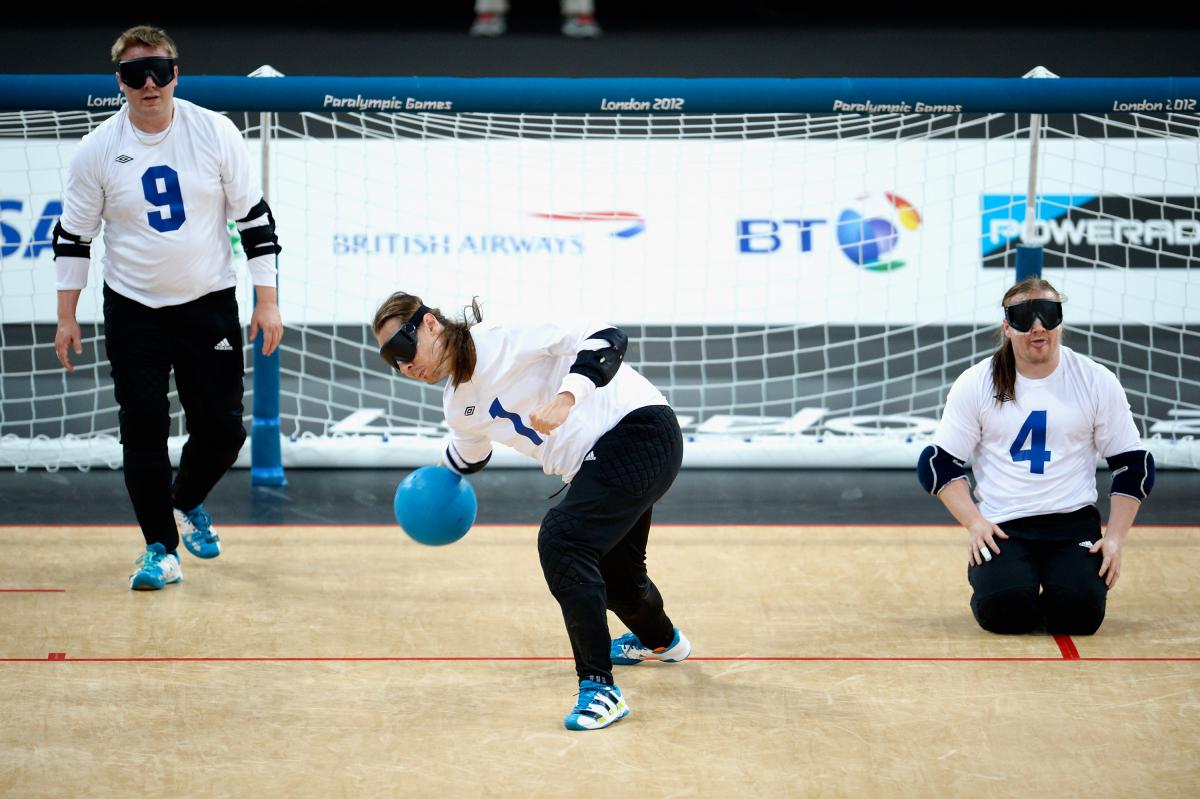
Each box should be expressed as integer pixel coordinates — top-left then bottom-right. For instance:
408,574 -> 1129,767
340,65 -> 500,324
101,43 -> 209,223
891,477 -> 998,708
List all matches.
2,77 -> 1198,471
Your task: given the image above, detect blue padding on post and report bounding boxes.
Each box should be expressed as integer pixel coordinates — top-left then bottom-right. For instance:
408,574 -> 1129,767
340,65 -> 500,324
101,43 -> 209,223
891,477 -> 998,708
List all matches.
251,464 -> 287,485
250,271 -> 285,487
1015,245 -> 1044,281
250,416 -> 286,487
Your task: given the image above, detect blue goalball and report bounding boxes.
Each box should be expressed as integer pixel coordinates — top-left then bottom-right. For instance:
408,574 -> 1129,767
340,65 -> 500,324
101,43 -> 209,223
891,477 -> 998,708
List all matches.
393,466 -> 478,546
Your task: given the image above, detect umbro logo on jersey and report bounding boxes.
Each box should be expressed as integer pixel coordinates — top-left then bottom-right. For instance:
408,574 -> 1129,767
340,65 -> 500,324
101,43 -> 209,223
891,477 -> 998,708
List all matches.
465,406 -> 475,416
115,154 -> 134,164
584,451 -> 597,462
214,338 -> 233,351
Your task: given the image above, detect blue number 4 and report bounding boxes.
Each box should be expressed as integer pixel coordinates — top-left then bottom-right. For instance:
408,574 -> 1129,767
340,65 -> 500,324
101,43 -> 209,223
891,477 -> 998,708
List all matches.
1010,410 -> 1051,474
141,165 -> 187,233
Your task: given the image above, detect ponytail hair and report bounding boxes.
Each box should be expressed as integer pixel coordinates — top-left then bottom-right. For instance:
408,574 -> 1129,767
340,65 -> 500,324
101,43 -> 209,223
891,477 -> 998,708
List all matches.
372,292 -> 482,387
990,277 -> 1064,404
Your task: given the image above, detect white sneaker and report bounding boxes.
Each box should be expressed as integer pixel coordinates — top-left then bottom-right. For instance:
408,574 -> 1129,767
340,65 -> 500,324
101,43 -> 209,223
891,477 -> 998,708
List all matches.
610,627 -> 691,665
174,505 -> 221,559
564,680 -> 629,731
562,14 -> 602,38
470,13 -> 506,36
130,543 -> 182,591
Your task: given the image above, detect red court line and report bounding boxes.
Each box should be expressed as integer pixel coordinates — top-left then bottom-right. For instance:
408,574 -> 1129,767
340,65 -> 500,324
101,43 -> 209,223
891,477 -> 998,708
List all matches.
1054,635 -> 1081,660
0,589 -> 66,593
4,523 -> 1198,530
4,655 -> 1198,663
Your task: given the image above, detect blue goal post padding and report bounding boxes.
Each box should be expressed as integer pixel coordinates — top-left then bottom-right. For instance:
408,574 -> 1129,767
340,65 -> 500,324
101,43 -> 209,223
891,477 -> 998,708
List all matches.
2,75 -> 1200,114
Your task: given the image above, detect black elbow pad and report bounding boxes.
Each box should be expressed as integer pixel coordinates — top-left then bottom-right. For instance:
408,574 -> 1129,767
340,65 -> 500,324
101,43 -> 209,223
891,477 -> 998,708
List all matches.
52,221 -> 91,259
917,445 -> 967,496
569,327 -> 628,388
237,198 -> 282,257
1107,449 -> 1155,501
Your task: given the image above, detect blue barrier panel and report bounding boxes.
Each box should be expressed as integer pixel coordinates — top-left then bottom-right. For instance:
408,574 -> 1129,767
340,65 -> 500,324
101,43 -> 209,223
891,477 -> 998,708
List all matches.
3,75 -> 1199,114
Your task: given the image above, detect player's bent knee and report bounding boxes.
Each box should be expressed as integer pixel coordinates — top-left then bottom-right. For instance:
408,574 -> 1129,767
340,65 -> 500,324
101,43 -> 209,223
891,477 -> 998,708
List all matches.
1041,586 -> 1106,635
189,414 -> 247,457
538,511 -> 595,594
218,417 -> 248,454
118,407 -> 171,450
971,587 -> 1041,634
606,575 -> 656,617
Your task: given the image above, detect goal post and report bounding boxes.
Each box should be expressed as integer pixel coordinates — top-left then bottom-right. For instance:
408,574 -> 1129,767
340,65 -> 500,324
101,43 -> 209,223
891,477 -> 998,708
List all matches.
2,76 -> 1198,472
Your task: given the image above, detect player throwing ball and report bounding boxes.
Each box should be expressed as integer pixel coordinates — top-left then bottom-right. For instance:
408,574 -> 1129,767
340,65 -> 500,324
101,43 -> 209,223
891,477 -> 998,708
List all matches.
918,277 -> 1154,635
373,292 -> 691,730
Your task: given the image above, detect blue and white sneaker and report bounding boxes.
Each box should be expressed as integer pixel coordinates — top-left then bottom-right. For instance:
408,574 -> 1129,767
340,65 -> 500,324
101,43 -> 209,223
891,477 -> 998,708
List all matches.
174,505 -> 221,559
561,14 -> 602,38
564,680 -> 629,731
610,627 -> 692,666
130,543 -> 182,591
469,13 -> 506,36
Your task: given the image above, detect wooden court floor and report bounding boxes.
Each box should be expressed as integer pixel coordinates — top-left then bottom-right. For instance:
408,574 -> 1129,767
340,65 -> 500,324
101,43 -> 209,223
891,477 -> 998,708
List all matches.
2,524 -> 1198,798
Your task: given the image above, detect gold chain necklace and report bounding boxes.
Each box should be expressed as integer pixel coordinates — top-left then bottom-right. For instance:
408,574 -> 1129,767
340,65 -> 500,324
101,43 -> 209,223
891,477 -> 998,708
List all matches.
128,105 -> 175,147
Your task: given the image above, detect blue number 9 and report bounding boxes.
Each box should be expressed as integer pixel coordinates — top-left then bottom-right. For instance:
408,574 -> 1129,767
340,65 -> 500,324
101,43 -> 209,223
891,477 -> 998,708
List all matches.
141,165 -> 187,233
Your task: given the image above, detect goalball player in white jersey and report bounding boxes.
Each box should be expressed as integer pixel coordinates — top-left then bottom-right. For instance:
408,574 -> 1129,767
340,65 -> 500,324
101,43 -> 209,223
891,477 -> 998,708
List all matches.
918,277 -> 1154,635
373,292 -> 692,731
52,26 -> 284,590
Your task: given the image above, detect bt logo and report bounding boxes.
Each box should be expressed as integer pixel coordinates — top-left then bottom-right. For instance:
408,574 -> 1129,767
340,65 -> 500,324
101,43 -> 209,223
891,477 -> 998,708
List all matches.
738,192 -> 922,271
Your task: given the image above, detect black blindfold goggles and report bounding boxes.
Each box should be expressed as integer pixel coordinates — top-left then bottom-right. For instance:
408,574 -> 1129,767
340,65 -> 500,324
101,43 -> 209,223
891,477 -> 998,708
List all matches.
1004,299 -> 1063,333
118,56 -> 177,88
378,305 -> 430,370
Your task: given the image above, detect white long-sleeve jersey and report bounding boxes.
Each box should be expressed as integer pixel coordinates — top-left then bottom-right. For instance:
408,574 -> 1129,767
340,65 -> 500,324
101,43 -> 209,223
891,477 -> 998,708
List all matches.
443,321 -> 667,481
57,98 -> 275,308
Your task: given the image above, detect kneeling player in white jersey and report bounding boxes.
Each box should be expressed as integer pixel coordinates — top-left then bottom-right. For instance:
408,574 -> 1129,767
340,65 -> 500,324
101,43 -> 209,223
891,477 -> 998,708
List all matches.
918,277 -> 1154,635
52,26 -> 284,590
373,293 -> 691,730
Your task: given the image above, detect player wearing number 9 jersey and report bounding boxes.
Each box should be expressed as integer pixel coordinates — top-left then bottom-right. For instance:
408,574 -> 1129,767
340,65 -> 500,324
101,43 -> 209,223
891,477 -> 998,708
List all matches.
917,277 -> 1154,635
373,292 -> 691,731
52,25 -> 284,591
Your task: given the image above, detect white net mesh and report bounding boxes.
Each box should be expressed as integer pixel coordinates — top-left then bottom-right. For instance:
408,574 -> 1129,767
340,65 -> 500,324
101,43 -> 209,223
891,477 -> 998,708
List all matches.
2,108 -> 1197,469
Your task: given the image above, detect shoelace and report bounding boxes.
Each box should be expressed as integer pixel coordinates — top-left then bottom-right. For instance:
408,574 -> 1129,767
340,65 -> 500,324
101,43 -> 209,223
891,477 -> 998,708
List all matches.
573,687 -> 600,712
573,685 -> 617,713
185,507 -> 212,532
136,548 -> 163,570
614,634 -> 642,656
184,529 -> 218,544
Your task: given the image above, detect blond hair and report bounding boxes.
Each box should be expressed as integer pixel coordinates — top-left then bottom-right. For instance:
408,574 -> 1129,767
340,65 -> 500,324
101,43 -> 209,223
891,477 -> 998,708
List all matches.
111,25 -> 178,62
